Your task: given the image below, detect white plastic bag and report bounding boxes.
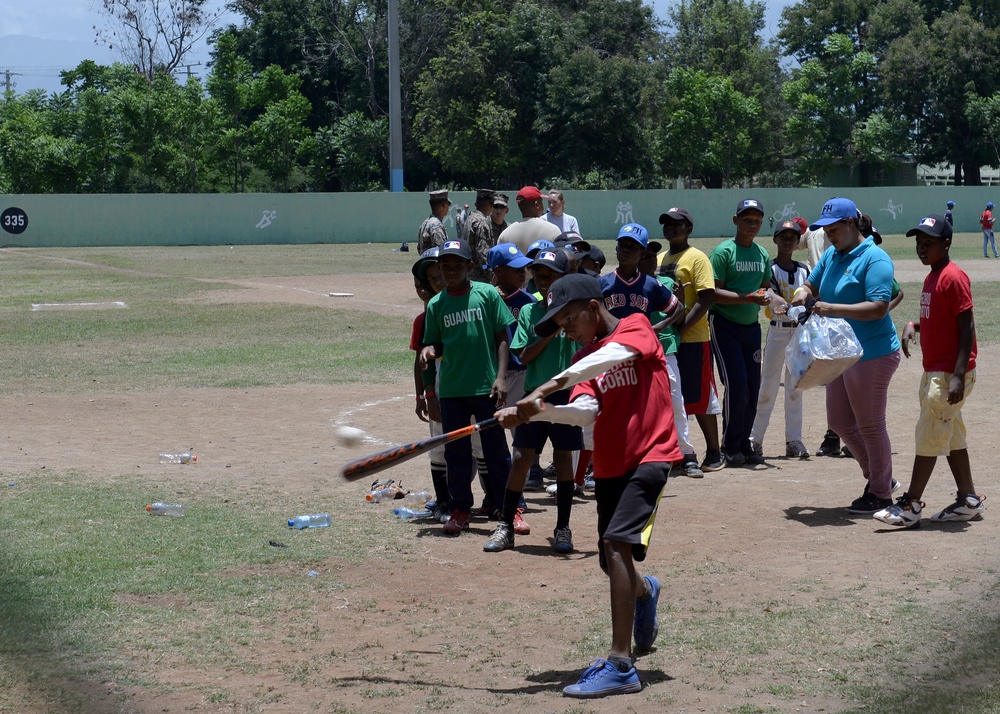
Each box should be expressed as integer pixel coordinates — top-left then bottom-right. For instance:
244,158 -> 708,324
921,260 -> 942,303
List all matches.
784,314 -> 864,391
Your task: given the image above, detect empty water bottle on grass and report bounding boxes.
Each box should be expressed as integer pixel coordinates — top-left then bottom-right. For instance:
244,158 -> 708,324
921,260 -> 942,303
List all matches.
366,486 -> 397,503
159,452 -> 197,464
394,506 -> 432,520
288,513 -> 331,529
403,491 -> 430,509
147,502 -> 185,517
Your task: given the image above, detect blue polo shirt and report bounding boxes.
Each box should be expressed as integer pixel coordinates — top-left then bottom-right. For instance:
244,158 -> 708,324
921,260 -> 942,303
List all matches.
808,237 -> 900,361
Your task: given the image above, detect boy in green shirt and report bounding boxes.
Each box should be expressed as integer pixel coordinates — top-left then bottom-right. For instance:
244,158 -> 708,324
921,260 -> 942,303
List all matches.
420,239 -> 516,535
709,199 -> 772,467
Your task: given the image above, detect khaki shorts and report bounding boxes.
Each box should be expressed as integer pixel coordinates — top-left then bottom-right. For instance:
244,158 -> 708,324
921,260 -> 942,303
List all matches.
915,370 -> 976,457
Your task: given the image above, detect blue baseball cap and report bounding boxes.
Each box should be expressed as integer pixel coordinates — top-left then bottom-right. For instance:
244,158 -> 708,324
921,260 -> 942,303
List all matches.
947,200 -> 955,208
526,239 -> 555,258
810,197 -> 860,230
486,243 -> 532,270
988,202 -> 995,210
616,223 -> 649,248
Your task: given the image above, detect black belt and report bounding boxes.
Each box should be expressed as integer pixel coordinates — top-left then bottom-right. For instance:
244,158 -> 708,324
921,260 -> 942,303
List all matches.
769,320 -> 798,328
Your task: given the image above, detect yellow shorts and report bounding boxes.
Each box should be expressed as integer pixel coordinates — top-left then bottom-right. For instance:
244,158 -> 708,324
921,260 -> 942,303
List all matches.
914,370 -> 976,457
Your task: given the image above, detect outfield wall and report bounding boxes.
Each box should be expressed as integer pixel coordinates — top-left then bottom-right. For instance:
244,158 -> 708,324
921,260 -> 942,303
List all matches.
0,188 -> 992,248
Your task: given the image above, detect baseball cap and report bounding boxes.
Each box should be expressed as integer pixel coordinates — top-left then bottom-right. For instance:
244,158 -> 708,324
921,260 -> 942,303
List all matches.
486,243 -> 532,269
810,197 -> 859,230
736,198 -> 764,216
792,216 -> 809,235
492,193 -> 509,208
526,239 -> 556,258
659,207 -> 693,226
906,214 -> 953,241
616,223 -> 649,248
774,220 -> 800,238
411,246 -> 440,279
554,231 -> 591,253
988,202 -> 995,209
947,200 -> 955,208
439,239 -> 472,260
582,246 -> 607,270
534,273 -> 603,338
646,240 -> 663,255
516,186 -> 543,203
531,248 -> 570,274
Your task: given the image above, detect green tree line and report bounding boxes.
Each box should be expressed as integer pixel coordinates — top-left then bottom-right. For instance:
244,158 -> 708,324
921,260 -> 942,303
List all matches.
4,0 -> 1000,193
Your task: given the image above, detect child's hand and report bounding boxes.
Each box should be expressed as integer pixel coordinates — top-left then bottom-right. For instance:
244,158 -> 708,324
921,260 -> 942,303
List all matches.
900,322 -> 917,358
427,395 -> 442,422
515,396 -> 545,421
415,396 -> 429,423
419,345 -> 436,369
770,296 -> 789,315
749,288 -> 771,306
948,374 -> 966,404
494,406 -> 524,429
490,377 -> 507,408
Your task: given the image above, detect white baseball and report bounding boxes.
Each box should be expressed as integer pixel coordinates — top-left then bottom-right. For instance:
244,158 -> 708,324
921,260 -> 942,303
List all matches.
335,425 -> 366,446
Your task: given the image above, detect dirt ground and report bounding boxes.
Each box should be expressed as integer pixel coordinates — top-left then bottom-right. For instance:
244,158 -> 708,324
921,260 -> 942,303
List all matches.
5,260 -> 998,713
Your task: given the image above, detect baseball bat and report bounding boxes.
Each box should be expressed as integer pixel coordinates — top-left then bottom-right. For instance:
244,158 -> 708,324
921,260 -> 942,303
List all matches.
340,417 -> 501,481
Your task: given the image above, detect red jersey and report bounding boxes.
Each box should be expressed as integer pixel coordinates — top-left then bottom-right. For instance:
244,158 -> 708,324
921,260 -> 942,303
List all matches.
409,312 -> 426,351
570,314 -> 681,478
981,210 -> 994,230
919,261 -> 977,373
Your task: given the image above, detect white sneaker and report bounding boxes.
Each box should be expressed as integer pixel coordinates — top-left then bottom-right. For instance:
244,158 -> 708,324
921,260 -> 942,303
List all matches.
785,440 -> 809,458
749,441 -> 764,457
874,494 -> 923,528
930,492 -> 985,522
546,483 -> 559,495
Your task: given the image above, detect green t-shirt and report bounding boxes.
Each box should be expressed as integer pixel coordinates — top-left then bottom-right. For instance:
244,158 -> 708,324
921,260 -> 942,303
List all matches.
709,238 -> 771,325
650,275 -> 680,356
511,301 -> 579,391
423,282 -> 516,398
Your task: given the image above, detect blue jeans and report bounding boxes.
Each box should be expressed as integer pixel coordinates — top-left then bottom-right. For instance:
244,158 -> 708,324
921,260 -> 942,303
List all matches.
440,394 -> 511,513
709,313 -> 762,454
984,230 -> 998,257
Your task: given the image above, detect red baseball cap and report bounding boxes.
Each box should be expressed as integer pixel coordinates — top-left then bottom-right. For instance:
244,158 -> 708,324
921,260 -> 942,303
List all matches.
516,186 -> 543,202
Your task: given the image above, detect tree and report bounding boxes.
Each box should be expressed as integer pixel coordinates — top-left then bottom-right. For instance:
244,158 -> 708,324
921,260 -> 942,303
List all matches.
655,68 -> 760,188
96,0 -> 223,80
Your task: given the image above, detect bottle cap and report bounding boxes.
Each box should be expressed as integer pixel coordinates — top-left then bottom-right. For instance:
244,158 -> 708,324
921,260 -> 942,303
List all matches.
190,455 -> 198,463
287,519 -> 295,527
146,504 -> 153,512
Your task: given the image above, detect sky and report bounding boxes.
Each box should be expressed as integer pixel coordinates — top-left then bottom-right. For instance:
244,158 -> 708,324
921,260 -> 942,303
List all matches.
0,0 -> 792,95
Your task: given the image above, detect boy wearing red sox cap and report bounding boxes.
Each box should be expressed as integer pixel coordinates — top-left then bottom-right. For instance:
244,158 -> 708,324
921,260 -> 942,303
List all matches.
496,273 -> 679,698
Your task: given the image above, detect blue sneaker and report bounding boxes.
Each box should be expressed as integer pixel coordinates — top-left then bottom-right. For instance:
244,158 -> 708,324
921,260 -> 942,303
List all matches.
563,659 -> 641,698
633,575 -> 660,651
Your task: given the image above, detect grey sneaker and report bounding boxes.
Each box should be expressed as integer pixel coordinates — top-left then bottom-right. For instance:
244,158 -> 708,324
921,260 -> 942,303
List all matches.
483,522 -> 514,552
680,454 -> 704,479
553,526 -> 574,553
785,440 -> 809,458
701,449 -> 725,472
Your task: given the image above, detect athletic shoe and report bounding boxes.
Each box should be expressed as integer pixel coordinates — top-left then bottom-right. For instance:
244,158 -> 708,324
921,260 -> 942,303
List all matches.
749,441 -> 764,458
513,509 -> 531,535
701,449 -> 725,472
563,659 -> 641,698
553,526 -> 574,553
633,575 -> 660,651
861,479 -> 901,497
542,463 -> 557,481
575,482 -> 587,497
842,445 -> 854,459
546,482 -> 559,495
583,473 -> 596,490
679,454 -> 704,478
874,493 -> 923,528
846,492 -> 893,514
930,492 -> 986,522
816,430 -> 841,456
786,440 -> 809,458
524,472 -> 545,491
723,449 -> 746,467
443,509 -> 471,535
483,521 -> 514,552
744,452 -> 765,466
433,503 -> 451,524
892,478 -> 901,493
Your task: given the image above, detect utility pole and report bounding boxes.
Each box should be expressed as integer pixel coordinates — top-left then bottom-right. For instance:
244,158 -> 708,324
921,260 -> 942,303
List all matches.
173,63 -> 203,80
2,68 -> 23,96
387,0 -> 404,192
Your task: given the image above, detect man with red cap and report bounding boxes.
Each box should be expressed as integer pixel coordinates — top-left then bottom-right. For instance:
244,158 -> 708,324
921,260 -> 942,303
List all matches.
498,186 -> 562,256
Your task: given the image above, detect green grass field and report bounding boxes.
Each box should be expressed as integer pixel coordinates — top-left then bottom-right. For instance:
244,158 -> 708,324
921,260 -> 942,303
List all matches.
0,243 -> 998,713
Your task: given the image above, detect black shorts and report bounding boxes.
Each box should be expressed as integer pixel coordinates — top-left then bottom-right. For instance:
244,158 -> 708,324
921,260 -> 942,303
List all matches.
512,390 -> 584,452
595,462 -> 671,573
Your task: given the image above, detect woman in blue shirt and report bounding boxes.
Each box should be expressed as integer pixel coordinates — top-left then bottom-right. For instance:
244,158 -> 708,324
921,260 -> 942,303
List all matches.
790,197 -> 901,514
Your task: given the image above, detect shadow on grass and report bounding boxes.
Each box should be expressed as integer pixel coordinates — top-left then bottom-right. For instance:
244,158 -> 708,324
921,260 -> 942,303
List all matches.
0,548 -> 127,713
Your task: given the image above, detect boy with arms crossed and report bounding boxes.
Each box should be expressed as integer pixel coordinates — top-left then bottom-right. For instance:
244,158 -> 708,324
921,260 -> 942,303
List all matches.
875,214 -> 985,527
496,273 -> 678,698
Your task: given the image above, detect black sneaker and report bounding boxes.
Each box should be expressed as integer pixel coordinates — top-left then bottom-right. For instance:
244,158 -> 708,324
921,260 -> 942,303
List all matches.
744,452 -> 766,466
723,449 -> 746,467
847,492 -> 893,514
701,449 -> 725,472
816,430 -> 841,456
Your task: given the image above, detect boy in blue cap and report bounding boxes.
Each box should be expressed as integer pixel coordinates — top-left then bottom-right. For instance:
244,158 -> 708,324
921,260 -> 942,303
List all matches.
600,223 -> 682,322
981,202 -> 997,258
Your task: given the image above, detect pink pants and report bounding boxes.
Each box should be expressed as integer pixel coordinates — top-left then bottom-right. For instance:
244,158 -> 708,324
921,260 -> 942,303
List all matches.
825,350 -> 901,500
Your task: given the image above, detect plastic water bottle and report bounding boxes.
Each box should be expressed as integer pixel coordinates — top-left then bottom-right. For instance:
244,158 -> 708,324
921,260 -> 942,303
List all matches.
146,502 -> 185,517
365,486 -> 397,503
159,452 -> 197,464
288,513 -> 331,529
403,490 -> 430,509
394,506 -> 433,520
787,305 -> 806,321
